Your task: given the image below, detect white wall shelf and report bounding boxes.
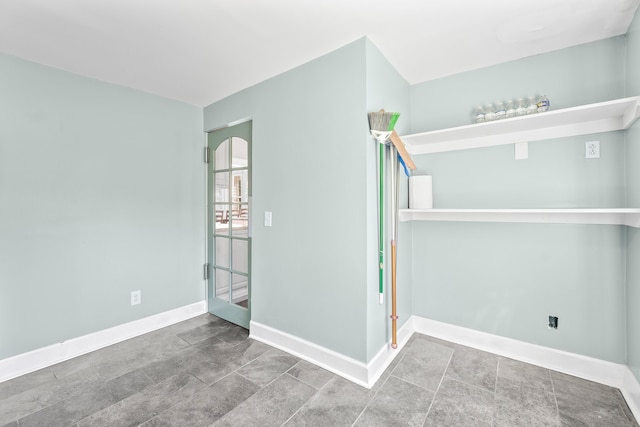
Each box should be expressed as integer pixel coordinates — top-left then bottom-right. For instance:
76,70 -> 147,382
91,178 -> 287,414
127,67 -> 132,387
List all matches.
399,208 -> 640,227
401,96 -> 640,155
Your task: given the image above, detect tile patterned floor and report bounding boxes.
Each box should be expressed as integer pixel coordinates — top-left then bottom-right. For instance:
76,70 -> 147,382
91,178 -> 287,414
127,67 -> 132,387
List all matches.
0,314 -> 637,426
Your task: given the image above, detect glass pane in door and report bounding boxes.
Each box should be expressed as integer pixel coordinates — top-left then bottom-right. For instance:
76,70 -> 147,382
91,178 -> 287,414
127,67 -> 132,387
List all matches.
215,269 -> 230,302
232,273 -> 248,307
232,170 -> 248,203
215,237 -> 229,268
215,204 -> 230,234
215,139 -> 229,170
232,239 -> 248,273
232,137 -> 248,167
231,204 -> 248,236
215,172 -> 229,203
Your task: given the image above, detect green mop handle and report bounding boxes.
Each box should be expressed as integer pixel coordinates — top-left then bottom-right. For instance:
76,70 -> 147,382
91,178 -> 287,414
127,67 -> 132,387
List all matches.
378,142 -> 384,303
368,110 -> 399,306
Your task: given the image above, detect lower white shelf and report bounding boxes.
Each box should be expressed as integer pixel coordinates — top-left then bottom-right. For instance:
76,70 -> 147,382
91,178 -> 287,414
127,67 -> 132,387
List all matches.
399,208 -> 640,227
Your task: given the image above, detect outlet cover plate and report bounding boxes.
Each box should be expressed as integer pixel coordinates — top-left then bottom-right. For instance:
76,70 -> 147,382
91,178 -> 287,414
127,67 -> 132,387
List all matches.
585,141 -> 600,159
131,290 -> 141,305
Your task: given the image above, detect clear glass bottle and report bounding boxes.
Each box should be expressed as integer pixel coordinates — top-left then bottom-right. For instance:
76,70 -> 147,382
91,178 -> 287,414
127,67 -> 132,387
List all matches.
473,106 -> 485,123
505,100 -> 516,118
526,96 -> 538,115
515,98 -> 527,116
537,94 -> 550,112
495,102 -> 506,120
484,104 -> 496,121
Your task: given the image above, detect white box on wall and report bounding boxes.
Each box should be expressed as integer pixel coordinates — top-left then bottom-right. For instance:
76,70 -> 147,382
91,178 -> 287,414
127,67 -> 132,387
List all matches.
409,175 -> 433,209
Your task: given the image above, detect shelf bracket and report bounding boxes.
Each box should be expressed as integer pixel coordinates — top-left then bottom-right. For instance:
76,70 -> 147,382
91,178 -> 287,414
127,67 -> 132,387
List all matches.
622,100 -> 640,129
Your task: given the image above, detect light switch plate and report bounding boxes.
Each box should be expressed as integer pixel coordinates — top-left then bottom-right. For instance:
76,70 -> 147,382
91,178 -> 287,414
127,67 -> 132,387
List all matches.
585,141 -> 600,159
514,142 -> 528,160
264,211 -> 272,227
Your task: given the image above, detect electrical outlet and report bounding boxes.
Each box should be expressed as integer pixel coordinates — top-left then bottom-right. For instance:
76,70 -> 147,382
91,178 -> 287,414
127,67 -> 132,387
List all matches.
548,315 -> 558,330
585,141 -> 600,159
131,290 -> 141,306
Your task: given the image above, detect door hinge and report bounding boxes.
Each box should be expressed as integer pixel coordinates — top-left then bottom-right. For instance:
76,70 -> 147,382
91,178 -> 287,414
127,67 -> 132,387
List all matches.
203,263 -> 210,280
204,147 -> 210,164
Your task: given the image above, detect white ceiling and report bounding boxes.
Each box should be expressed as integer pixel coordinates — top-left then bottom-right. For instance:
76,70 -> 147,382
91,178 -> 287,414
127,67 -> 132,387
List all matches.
1,0 -> 638,107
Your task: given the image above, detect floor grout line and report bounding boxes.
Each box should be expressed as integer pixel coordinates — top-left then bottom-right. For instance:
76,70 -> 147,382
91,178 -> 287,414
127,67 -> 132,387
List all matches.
388,372 -> 436,393
549,368 -> 561,423
350,403 -> 368,426
279,373 -> 332,427
491,357 -> 500,427
349,351 -> 407,427
283,368 -> 327,391
421,348 -> 454,426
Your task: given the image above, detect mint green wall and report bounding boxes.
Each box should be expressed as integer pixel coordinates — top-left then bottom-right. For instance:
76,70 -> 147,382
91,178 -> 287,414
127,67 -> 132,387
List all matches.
412,222 -> 626,362
626,9 -> 640,382
419,132 -> 626,209
628,9 -> 640,98
0,54 -> 204,360
204,39 -> 370,362
364,40 -> 411,360
411,36 -> 626,133
409,37 -> 628,362
628,225 -> 640,378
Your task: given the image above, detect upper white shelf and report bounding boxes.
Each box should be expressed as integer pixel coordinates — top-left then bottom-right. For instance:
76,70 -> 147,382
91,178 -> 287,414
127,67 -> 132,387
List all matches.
401,96 -> 640,155
399,208 -> 640,228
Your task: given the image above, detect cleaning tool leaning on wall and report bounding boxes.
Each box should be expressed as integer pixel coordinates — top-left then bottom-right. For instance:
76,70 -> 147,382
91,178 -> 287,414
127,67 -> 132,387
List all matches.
367,110 -> 416,348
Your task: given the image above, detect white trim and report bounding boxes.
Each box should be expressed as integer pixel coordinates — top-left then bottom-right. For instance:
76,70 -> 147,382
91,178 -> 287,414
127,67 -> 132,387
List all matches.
412,316 -> 626,388
398,208 -> 640,228
5,306 -> 637,421
365,319 -> 413,386
401,96 -> 640,155
412,316 -> 640,421
204,116 -> 253,133
622,368 -> 640,421
0,301 -> 207,383
249,320 -> 412,389
249,321 -> 366,387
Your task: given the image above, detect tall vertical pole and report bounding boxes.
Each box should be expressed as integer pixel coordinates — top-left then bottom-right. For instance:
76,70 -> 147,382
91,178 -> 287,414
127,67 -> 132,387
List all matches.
389,146 -> 399,349
378,141 -> 385,304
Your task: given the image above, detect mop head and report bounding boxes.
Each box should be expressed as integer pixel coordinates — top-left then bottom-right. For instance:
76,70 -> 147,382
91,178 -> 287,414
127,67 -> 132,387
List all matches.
368,111 -> 400,143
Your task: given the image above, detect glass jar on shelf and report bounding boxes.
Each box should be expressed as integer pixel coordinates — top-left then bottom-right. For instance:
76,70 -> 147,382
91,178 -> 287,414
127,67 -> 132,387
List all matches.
526,96 -> 538,114
537,95 -> 550,112
515,98 -> 527,116
484,104 -> 496,121
505,100 -> 516,118
472,106 -> 485,124
495,102 -> 506,120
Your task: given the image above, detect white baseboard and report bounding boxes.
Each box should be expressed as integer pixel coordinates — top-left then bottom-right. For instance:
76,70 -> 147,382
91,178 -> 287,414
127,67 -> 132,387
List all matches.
249,321 -> 367,387
251,316 -> 640,420
249,320 -> 412,389
412,316 -> 626,388
0,301 -> 207,383
412,316 -> 640,421
365,319 -> 413,386
6,305 -> 636,421
622,368 -> 640,421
